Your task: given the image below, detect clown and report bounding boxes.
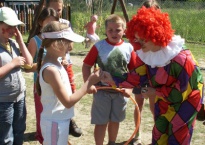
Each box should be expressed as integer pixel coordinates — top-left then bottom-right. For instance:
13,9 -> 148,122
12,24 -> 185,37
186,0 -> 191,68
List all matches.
107,6 -> 204,145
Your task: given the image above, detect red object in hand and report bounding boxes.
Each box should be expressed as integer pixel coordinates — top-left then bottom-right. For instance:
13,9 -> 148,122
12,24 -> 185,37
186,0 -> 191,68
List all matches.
66,64 -> 76,93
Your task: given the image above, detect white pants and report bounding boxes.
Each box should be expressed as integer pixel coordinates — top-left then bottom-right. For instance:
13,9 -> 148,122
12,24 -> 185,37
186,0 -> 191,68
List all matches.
86,33 -> 100,43
40,119 -> 70,145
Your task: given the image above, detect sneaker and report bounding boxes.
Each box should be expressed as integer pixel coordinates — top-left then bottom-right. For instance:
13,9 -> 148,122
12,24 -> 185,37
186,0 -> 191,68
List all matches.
107,141 -> 116,145
69,119 -> 82,137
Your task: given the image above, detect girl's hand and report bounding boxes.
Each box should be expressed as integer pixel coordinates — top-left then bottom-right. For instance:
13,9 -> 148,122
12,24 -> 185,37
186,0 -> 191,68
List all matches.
61,59 -> 69,66
86,69 -> 104,94
61,59 -> 69,69
87,85 -> 97,94
93,65 -> 115,86
14,27 -> 24,44
87,69 -> 103,86
12,56 -> 25,67
100,71 -> 116,86
141,87 -> 156,99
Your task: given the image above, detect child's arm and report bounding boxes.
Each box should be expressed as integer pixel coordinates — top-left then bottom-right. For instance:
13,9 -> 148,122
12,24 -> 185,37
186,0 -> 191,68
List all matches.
82,63 -> 91,82
14,27 -> 33,66
82,63 -> 97,94
84,22 -> 88,29
25,37 -> 38,72
43,66 -> 102,108
27,37 -> 38,59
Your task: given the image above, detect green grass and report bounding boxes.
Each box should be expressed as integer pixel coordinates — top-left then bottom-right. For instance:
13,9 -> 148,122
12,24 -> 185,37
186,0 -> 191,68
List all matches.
69,6 -> 205,44
167,9 -> 205,43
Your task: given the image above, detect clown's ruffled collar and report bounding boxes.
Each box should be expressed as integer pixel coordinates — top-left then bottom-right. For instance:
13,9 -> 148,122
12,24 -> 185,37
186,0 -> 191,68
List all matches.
137,35 -> 185,68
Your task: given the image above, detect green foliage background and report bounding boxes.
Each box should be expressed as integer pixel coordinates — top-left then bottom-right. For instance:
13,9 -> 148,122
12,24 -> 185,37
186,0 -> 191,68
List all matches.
66,0 -> 205,43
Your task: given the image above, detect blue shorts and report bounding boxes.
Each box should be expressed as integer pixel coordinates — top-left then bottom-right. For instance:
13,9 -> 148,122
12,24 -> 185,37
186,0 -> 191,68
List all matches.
91,90 -> 128,124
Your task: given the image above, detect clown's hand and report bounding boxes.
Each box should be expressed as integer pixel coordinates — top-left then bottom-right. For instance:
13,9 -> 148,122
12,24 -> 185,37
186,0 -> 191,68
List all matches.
141,86 -> 156,99
101,71 -> 116,86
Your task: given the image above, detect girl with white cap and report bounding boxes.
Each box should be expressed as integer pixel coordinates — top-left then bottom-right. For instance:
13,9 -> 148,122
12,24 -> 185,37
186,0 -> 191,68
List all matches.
0,7 -> 33,144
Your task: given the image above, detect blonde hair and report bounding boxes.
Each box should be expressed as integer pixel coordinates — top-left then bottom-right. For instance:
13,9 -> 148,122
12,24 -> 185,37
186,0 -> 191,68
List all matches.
105,14 -> 126,29
36,21 -> 68,96
141,0 -> 160,9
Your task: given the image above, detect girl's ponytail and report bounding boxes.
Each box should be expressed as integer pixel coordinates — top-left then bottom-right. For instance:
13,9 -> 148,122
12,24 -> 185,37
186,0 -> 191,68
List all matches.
36,47 -> 44,96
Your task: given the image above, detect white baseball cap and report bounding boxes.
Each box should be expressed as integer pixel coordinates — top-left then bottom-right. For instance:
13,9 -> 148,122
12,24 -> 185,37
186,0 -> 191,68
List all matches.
0,7 -> 24,26
41,27 -> 85,43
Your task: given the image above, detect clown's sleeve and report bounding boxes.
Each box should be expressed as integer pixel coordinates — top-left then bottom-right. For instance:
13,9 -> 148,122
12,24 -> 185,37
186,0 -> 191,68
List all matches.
112,55 -> 148,89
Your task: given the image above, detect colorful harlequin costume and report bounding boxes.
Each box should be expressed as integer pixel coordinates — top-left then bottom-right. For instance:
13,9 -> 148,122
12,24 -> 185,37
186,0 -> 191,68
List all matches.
112,7 -> 204,145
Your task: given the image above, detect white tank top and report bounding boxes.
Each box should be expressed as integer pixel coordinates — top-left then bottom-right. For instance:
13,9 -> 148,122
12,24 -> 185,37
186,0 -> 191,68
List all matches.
39,63 -> 74,120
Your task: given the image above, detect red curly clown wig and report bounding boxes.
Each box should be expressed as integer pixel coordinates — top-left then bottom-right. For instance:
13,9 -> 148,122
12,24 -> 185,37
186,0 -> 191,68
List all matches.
126,6 -> 174,50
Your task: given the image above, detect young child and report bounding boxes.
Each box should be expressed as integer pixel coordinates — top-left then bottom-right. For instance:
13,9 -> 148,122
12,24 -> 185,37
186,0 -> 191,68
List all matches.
36,21 -> 104,145
106,7 -> 204,145
0,7 -> 33,144
140,0 -> 160,10
84,14 -> 100,48
82,14 -> 136,145
27,7 -> 59,144
46,0 -> 82,136
45,0 -> 71,27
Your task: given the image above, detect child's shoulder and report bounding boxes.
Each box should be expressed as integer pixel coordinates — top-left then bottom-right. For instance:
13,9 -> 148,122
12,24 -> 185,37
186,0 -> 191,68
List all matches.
122,39 -> 132,44
32,35 -> 42,43
40,63 -> 64,78
41,63 -> 62,71
95,39 -> 106,44
121,40 -> 134,49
